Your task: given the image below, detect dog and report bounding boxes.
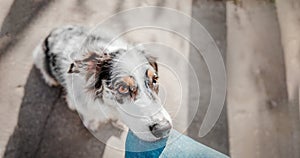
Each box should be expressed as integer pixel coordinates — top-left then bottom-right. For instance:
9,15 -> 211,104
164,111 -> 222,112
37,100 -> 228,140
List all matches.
33,25 -> 172,141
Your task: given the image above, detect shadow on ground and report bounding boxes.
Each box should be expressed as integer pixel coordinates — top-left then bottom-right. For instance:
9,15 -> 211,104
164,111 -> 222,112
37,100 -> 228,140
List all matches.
4,67 -> 122,158
187,0 -> 229,155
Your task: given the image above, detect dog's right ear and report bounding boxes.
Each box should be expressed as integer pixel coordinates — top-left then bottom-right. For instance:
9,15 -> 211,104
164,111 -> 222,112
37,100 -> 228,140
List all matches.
67,59 -> 93,74
67,52 -> 110,74
67,52 -> 113,99
68,62 -> 81,73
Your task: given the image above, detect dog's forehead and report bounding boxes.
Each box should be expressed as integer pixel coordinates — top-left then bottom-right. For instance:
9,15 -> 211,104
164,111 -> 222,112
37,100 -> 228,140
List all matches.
122,76 -> 136,86
113,50 -> 151,75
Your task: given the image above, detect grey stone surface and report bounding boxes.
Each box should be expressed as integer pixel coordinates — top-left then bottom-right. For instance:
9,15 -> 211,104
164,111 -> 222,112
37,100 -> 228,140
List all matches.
0,0 -> 229,157
4,67 -> 121,158
187,0 -> 229,155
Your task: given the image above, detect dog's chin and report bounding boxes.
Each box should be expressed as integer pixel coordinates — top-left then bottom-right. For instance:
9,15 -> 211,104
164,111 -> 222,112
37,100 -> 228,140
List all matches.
132,131 -> 168,142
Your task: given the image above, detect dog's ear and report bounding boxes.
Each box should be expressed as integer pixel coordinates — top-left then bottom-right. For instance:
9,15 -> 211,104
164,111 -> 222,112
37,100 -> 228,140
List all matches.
68,52 -> 113,98
134,45 -> 158,72
67,61 -> 81,73
146,55 -> 158,72
68,52 -> 111,75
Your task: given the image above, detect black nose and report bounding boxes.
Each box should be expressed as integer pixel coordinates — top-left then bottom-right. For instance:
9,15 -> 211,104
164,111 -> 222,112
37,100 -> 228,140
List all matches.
149,120 -> 172,138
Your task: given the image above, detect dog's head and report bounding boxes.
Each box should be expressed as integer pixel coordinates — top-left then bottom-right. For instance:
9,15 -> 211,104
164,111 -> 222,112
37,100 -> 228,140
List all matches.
68,48 -> 172,141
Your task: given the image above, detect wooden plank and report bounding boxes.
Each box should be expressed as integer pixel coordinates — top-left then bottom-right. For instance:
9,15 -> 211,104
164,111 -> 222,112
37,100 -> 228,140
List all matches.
275,0 -> 300,157
188,0 -> 229,155
226,0 -> 296,157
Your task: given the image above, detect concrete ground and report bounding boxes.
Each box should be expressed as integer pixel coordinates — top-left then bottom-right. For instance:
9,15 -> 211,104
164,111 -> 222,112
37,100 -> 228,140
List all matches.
188,0 -> 228,155
5,67 -> 119,158
0,0 -> 229,157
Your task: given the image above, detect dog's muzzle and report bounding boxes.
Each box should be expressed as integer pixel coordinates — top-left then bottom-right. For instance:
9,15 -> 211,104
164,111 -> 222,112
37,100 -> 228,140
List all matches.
149,119 -> 172,138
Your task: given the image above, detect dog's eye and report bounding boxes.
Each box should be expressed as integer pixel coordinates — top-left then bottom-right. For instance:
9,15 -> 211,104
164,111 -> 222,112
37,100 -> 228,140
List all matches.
130,86 -> 137,92
118,85 -> 129,94
153,74 -> 158,83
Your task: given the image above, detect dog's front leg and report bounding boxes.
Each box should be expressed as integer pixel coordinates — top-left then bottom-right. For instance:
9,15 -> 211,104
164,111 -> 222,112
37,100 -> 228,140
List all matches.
82,118 -> 101,132
64,94 -> 76,111
111,119 -> 126,130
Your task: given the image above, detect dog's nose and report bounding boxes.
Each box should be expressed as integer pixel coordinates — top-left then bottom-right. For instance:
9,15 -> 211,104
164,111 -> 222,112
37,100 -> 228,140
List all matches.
149,120 -> 172,138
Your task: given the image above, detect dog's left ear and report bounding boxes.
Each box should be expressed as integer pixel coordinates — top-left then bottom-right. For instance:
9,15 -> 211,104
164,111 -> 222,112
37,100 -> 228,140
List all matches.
146,55 -> 158,72
134,45 -> 158,72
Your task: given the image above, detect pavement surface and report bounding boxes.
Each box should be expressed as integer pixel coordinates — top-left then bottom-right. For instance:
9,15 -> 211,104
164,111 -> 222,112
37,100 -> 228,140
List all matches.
188,0 -> 229,155
0,0 -> 229,157
5,67 -> 121,158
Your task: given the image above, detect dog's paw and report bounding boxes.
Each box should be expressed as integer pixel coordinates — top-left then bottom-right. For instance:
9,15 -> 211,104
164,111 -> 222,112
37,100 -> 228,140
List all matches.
65,96 -> 76,111
43,75 -> 59,87
111,120 -> 126,130
83,119 -> 100,132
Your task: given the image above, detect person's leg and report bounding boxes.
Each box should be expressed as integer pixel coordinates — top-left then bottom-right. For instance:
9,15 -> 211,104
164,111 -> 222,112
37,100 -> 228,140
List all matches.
125,129 -> 229,158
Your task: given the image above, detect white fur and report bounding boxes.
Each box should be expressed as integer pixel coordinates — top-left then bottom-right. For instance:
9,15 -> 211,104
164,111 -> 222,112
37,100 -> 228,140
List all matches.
33,41 -> 58,86
33,25 -> 172,141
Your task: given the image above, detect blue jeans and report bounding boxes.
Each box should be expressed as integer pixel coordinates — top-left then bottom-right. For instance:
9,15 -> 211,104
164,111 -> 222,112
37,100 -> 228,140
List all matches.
125,129 -> 229,158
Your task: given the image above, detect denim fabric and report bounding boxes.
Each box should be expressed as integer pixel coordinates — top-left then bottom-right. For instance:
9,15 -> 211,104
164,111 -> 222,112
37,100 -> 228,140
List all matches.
125,129 -> 229,158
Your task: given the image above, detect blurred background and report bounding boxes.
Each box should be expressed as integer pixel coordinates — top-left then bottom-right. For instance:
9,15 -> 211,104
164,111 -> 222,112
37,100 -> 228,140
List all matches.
0,0 -> 299,158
